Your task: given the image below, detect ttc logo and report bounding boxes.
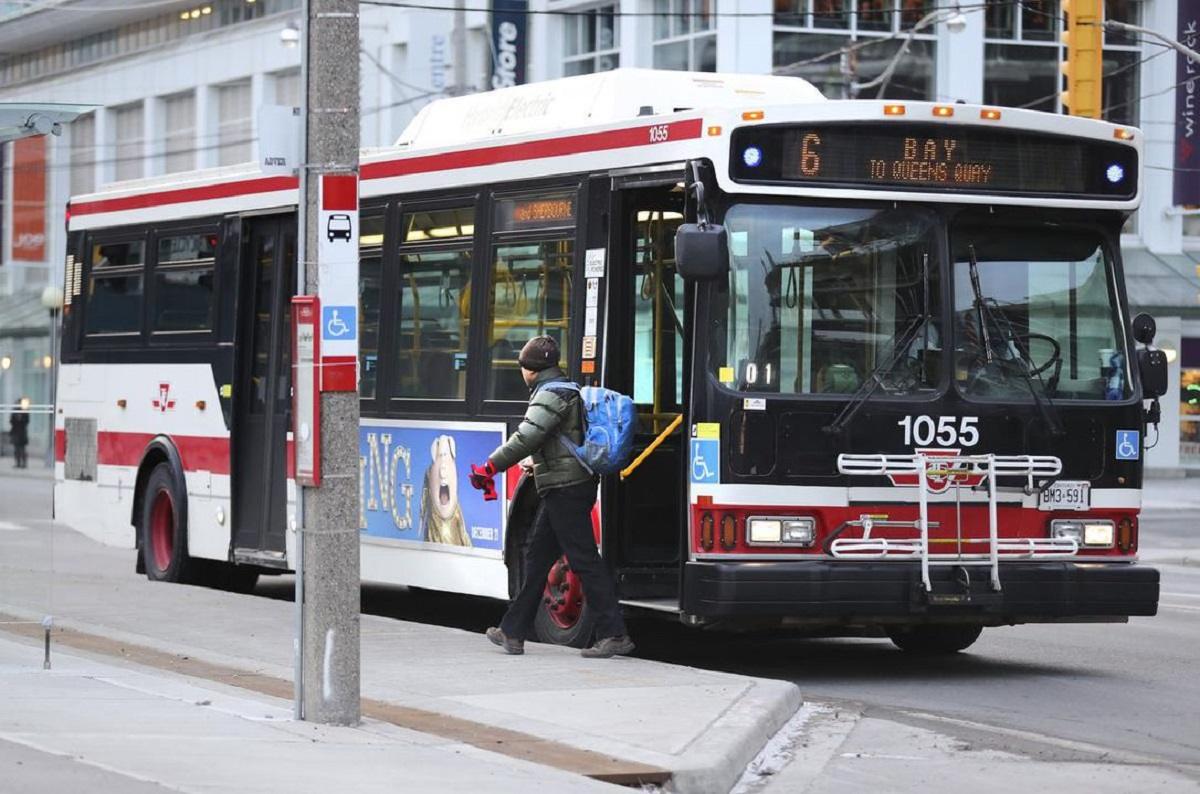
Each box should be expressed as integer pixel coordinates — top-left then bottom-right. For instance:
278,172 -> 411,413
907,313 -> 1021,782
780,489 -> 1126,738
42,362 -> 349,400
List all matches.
887,449 -> 987,494
152,383 -> 176,413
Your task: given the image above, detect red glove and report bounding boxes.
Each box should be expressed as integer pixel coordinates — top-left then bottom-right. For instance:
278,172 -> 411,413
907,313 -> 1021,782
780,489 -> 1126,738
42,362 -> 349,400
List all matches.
469,461 -> 498,501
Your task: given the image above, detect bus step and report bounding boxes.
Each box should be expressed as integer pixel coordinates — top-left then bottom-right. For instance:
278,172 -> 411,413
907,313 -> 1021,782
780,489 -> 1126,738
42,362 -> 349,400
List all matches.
232,548 -> 289,570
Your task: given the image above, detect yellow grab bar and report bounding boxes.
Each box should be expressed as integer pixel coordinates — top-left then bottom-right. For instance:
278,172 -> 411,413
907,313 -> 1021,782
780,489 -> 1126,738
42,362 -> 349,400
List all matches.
620,413 -> 683,480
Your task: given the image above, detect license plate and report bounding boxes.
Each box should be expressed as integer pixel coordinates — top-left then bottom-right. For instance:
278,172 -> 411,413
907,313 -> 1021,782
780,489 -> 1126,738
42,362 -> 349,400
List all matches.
1038,480 -> 1091,511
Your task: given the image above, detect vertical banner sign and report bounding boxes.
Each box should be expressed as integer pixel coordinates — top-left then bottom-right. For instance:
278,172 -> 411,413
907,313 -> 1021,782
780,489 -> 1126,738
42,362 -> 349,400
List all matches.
1176,0 -> 1200,206
293,296 -> 321,487
490,0 -> 527,90
317,173 -> 359,392
12,136 -> 47,262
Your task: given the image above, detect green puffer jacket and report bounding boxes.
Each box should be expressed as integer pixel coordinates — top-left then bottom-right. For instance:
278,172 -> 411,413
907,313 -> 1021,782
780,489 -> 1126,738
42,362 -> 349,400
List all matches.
488,367 -> 593,494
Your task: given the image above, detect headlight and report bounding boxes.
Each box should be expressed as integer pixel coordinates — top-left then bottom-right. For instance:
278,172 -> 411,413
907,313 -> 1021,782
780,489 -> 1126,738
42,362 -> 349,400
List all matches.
1051,519 -> 1115,547
747,516 -> 815,546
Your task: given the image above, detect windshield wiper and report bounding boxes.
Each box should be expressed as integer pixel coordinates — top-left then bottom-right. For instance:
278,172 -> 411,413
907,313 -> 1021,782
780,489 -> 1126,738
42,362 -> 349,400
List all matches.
966,245 -> 1065,437
824,252 -> 932,436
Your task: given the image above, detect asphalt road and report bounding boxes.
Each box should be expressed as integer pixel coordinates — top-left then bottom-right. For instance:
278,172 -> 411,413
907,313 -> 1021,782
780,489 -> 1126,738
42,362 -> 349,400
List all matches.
2,470 -> 1197,786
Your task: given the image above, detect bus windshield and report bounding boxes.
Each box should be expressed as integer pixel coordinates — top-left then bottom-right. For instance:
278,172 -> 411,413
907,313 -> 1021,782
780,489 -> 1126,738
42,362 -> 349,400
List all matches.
715,204 -> 942,396
951,224 -> 1130,402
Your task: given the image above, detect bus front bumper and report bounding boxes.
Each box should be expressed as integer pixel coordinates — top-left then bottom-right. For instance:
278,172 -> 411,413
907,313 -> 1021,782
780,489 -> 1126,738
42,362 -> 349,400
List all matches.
681,560 -> 1160,623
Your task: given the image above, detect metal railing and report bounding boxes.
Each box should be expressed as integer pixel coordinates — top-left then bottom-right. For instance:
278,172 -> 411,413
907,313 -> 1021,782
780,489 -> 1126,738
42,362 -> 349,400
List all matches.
835,453 -> 1076,593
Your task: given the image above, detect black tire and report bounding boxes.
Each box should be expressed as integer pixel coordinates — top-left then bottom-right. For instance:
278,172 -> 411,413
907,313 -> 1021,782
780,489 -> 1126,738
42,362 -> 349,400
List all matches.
139,462 -> 192,583
533,557 -> 597,649
887,624 -> 983,654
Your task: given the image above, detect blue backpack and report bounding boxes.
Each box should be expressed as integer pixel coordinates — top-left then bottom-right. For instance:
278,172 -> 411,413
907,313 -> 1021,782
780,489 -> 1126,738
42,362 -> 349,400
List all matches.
539,381 -> 636,475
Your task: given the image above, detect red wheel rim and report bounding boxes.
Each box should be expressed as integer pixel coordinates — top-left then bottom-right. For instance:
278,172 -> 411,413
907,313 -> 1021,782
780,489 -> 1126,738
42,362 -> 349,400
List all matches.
543,556 -> 584,630
149,489 -> 175,572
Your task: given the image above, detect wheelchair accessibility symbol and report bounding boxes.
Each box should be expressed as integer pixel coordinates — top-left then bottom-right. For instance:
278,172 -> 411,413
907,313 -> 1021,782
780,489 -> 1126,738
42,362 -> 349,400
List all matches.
1115,429 -> 1140,461
690,438 -> 719,484
322,306 -> 357,341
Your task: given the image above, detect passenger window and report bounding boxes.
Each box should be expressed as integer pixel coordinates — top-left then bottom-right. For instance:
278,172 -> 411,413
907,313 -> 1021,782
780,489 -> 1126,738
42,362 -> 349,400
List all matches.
86,239 -> 146,335
392,207 -> 474,400
153,232 -> 216,333
359,214 -> 385,399
486,238 -> 573,400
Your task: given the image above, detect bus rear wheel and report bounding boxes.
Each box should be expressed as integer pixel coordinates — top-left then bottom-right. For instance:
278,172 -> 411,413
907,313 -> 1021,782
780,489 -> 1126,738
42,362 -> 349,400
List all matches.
140,463 -> 192,583
533,556 -> 596,648
887,624 -> 983,654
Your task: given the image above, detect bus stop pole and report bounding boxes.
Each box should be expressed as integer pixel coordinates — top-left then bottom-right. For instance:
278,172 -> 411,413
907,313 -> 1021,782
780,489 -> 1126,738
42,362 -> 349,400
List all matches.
298,0 -> 361,726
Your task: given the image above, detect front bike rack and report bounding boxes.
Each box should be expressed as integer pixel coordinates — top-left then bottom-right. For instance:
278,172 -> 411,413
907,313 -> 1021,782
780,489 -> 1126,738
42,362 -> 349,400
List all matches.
835,453 -> 1077,593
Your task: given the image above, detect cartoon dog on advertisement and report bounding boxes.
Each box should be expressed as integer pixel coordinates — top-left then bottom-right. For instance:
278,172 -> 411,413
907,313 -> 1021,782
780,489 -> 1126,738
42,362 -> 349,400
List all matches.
421,434 -> 471,547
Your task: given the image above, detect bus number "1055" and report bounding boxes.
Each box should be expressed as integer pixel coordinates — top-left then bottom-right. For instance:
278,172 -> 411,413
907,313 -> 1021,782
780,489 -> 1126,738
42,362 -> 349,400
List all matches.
897,415 -> 980,448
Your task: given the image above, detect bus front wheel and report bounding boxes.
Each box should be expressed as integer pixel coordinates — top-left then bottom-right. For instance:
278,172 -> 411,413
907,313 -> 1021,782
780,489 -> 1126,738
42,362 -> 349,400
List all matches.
139,462 -> 192,583
533,556 -> 596,648
887,624 -> 983,654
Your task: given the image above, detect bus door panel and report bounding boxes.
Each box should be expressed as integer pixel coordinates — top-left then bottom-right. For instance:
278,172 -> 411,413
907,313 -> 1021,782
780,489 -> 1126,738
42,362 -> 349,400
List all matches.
232,216 -> 295,561
605,184 -> 688,596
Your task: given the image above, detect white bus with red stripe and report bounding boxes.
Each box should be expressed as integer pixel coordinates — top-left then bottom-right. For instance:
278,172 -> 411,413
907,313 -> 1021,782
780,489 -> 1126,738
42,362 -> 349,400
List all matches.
56,69 -> 1160,652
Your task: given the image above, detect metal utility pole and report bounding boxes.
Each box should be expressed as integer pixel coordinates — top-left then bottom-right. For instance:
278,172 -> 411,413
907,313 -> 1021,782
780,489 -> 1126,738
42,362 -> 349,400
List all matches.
298,0 -> 361,726
452,0 -> 467,95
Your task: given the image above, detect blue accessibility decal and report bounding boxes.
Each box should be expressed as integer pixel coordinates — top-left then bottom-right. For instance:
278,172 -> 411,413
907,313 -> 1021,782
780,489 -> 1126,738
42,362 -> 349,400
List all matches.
322,305 -> 357,341
1115,429 -> 1140,461
690,438 -> 719,484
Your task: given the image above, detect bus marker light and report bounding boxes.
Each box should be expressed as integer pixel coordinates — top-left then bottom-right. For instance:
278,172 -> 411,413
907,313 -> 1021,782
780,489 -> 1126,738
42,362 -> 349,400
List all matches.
707,125 -> 723,136
1105,163 -> 1125,184
742,146 -> 763,168
980,108 -> 1002,121
195,400 -> 206,411
700,512 -> 715,550
884,104 -> 906,116
1114,128 -> 1135,140
742,110 -> 765,121
720,514 -> 737,550
932,105 -> 954,117
1117,517 -> 1134,551
116,399 -> 126,409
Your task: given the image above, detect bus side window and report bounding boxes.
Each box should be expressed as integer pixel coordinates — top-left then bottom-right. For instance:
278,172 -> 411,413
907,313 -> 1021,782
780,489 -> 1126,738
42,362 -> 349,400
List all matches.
152,232 -> 216,333
86,238 -> 146,336
359,214 -> 386,399
391,207 -> 475,400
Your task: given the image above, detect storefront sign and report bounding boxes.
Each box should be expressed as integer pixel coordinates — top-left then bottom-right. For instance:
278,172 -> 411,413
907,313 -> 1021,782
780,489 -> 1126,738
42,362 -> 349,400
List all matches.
490,0 -> 527,90
11,136 -> 46,262
1176,0 -> 1200,205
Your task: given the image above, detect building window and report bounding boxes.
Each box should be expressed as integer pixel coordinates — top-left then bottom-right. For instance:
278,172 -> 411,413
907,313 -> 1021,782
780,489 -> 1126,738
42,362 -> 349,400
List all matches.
217,80 -> 252,166
113,102 -> 144,182
69,113 -> 95,198
273,69 -> 301,108
163,92 -> 196,174
983,0 -> 1142,124
563,4 -> 619,76
653,0 -> 717,72
773,0 -> 936,100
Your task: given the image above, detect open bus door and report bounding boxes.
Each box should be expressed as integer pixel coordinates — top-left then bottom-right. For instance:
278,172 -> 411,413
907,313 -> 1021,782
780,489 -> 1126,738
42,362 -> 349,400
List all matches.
604,180 -> 689,604
231,214 -> 296,567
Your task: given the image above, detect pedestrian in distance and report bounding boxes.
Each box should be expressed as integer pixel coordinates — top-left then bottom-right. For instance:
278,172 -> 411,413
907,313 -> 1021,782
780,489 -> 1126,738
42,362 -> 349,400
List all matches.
469,335 -> 634,659
9,397 -> 30,469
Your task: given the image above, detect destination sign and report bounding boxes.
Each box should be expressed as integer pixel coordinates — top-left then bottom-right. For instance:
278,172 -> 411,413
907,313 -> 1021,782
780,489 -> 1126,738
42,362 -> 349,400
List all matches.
729,123 -> 1138,199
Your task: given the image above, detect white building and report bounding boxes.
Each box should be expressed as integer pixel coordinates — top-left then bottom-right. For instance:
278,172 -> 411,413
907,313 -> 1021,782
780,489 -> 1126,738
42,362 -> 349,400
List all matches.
0,0 -> 1197,470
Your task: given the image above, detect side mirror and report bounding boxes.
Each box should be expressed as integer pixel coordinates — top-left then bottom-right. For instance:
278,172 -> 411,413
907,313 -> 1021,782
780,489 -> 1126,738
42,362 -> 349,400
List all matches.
1132,312 -> 1156,345
1138,347 -> 1168,399
675,223 -> 728,281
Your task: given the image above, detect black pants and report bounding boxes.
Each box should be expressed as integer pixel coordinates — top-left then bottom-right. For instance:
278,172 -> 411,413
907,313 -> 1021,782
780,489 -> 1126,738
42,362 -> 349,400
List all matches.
13,444 -> 26,468
500,480 -> 626,641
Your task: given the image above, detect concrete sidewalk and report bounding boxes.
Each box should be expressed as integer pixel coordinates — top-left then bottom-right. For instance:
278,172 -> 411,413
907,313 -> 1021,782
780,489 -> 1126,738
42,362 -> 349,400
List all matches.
0,633 -> 617,794
0,523 -> 800,794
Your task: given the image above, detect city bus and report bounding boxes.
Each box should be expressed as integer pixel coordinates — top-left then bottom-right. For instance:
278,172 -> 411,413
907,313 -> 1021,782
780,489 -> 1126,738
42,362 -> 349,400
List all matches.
55,69 -> 1162,653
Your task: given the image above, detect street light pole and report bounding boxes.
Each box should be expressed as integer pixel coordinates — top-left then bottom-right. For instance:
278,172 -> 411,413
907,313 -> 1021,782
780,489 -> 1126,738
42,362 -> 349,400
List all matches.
298,0 -> 361,726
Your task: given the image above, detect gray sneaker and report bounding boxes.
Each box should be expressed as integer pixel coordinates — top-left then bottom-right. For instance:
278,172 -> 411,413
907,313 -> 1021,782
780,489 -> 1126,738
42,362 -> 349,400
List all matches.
486,626 -> 524,655
581,635 -> 635,658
